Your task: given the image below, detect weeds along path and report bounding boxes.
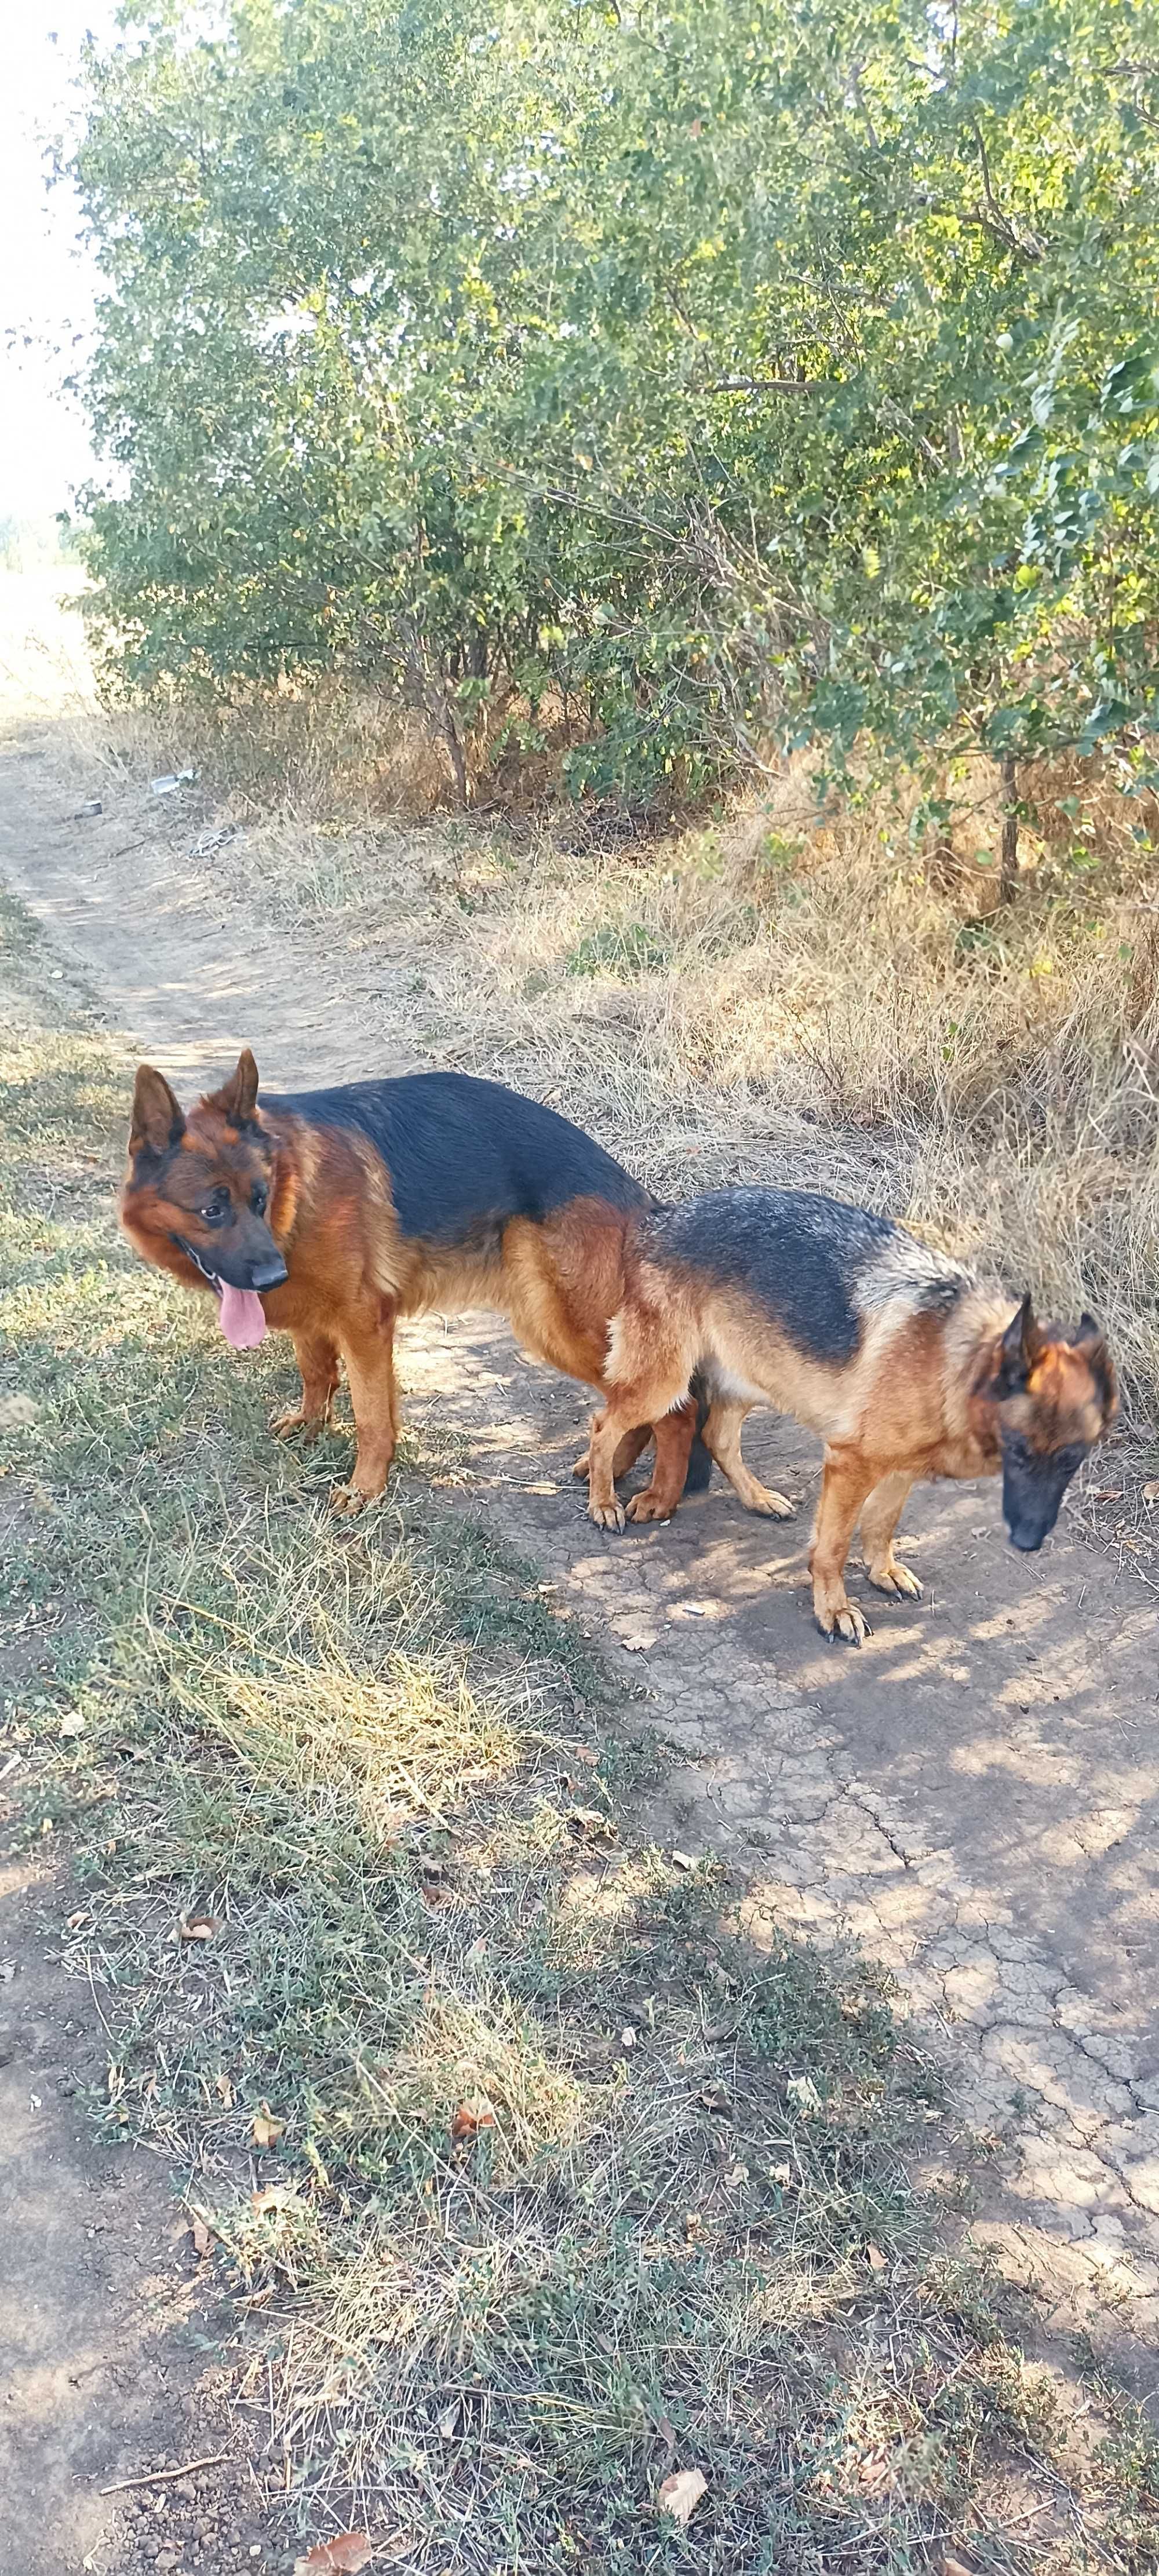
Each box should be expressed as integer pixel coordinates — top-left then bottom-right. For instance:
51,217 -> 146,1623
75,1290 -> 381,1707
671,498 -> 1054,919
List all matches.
3,692 -> 1159,2387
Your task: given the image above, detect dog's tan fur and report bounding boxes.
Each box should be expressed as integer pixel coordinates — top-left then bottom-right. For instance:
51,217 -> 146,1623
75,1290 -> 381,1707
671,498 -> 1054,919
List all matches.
583,1256 -> 1117,1643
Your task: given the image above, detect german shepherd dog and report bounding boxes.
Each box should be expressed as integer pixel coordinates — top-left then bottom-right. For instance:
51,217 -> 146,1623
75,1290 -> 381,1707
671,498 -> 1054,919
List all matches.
119,1051 -> 709,1512
578,1187 -> 1117,1644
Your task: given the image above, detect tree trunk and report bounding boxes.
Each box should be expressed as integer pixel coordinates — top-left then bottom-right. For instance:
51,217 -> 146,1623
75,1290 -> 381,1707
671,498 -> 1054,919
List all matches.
998,751 -> 1019,904
436,681 -> 469,809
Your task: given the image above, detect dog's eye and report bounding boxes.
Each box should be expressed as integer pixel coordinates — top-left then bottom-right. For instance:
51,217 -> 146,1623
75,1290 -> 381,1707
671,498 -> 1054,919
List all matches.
250,1182 -> 268,1216
198,1192 -> 229,1226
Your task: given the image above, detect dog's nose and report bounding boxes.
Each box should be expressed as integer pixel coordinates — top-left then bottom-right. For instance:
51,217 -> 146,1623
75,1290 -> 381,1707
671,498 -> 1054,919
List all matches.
1005,1523 -> 1042,1553
249,1254 -> 289,1292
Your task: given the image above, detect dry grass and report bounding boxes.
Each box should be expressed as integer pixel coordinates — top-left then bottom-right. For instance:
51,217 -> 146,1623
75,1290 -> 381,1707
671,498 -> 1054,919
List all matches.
0,578 -> 456,818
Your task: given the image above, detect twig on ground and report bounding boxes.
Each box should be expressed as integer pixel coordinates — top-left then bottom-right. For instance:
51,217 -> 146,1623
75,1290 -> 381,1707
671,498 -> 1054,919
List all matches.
100,2450 -> 229,2495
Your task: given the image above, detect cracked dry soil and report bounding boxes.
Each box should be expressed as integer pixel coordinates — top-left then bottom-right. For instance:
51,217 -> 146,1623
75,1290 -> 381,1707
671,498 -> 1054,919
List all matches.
2,700 -> 1158,2564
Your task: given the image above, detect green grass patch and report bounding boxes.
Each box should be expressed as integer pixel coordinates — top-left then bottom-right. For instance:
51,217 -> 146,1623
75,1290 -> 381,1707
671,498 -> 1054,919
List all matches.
0,894 -> 1151,2571
565,920 -> 670,980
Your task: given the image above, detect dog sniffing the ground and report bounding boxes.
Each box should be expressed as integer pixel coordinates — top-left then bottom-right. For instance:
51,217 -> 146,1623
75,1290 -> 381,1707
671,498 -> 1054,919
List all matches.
580,1186 -> 1117,1643
119,1051 -> 709,1512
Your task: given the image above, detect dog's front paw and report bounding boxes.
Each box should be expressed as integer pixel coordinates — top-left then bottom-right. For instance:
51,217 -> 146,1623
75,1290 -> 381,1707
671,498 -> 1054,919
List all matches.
625,1488 -> 674,1524
271,1404 -> 328,1446
587,1497 -> 626,1533
745,1483 -> 796,1520
330,1481 -> 373,1517
816,1599 -> 871,1646
867,1559 -> 922,1600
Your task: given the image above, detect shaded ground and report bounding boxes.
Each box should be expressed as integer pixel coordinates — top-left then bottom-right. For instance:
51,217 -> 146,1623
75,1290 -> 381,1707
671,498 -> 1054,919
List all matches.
0,1863 -> 268,2576
2,661 -> 1158,2564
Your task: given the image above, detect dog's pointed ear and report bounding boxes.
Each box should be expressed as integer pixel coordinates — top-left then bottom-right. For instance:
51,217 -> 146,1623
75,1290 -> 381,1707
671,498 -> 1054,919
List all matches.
206,1048 -> 260,1126
1075,1312 -> 1118,1417
997,1291 -> 1044,1392
129,1064 -> 185,1157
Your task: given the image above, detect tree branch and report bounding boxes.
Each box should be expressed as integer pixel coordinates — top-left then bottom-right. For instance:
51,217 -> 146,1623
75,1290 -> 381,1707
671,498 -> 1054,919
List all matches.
912,188 -> 1047,263
709,375 -> 833,394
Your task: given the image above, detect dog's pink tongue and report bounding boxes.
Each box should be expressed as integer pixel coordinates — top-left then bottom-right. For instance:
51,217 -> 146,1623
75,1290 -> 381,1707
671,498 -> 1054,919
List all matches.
218,1285 -> 268,1351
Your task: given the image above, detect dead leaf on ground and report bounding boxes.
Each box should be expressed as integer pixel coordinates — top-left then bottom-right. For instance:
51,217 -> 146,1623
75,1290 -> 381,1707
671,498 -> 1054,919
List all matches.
866,2243 -> 888,2272
293,2537 -> 374,2574
252,2104 -> 285,2150
698,2081 -> 731,2114
252,2183 -> 302,2214
59,1710 -> 86,1738
178,1914 -> 218,1944
942,2558 -> 975,2576
1143,1482 -> 1159,1506
658,2466 -> 707,2527
450,2100 -> 497,2141
566,1804 -> 616,1842
215,2070 -> 234,2108
188,2212 -> 212,2258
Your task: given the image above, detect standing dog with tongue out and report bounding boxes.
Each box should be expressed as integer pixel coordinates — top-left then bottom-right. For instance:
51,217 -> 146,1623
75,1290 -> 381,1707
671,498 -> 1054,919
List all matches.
119,1046 -> 712,1515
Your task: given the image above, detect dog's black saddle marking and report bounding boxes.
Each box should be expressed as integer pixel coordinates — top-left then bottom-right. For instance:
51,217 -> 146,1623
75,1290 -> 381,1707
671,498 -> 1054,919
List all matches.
647,1187 -> 956,1369
264,1071 -> 647,1247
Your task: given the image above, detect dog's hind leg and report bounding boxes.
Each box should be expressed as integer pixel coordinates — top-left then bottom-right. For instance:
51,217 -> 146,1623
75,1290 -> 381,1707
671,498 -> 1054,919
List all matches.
585,1267 -> 699,1529
702,1399 -> 794,1519
626,1403 -> 697,1521
585,1402 -> 633,1530
587,1377 -> 690,1531
331,1303 -> 400,1515
271,1331 -> 341,1444
810,1448 -> 877,1644
571,1421 -> 653,1485
861,1472 -> 921,1600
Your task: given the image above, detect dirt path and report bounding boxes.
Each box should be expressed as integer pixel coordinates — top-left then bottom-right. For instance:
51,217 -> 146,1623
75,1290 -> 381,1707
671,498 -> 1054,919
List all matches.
2,685 -> 1158,2571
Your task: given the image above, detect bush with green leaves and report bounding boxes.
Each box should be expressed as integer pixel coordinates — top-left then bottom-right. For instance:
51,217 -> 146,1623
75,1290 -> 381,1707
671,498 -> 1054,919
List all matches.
71,0 -> 1159,812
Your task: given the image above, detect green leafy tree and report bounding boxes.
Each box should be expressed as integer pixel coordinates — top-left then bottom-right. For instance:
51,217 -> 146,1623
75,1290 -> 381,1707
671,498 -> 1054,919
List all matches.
71,0 -> 1159,829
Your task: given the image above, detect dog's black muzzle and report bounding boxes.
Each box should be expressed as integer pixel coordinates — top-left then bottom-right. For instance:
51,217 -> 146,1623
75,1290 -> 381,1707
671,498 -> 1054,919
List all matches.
173,1234 -> 289,1296
1001,1435 -> 1080,1554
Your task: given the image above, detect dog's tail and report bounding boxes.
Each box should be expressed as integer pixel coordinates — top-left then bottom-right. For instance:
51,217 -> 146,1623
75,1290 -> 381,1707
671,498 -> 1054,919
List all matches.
683,1370 -> 713,1495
